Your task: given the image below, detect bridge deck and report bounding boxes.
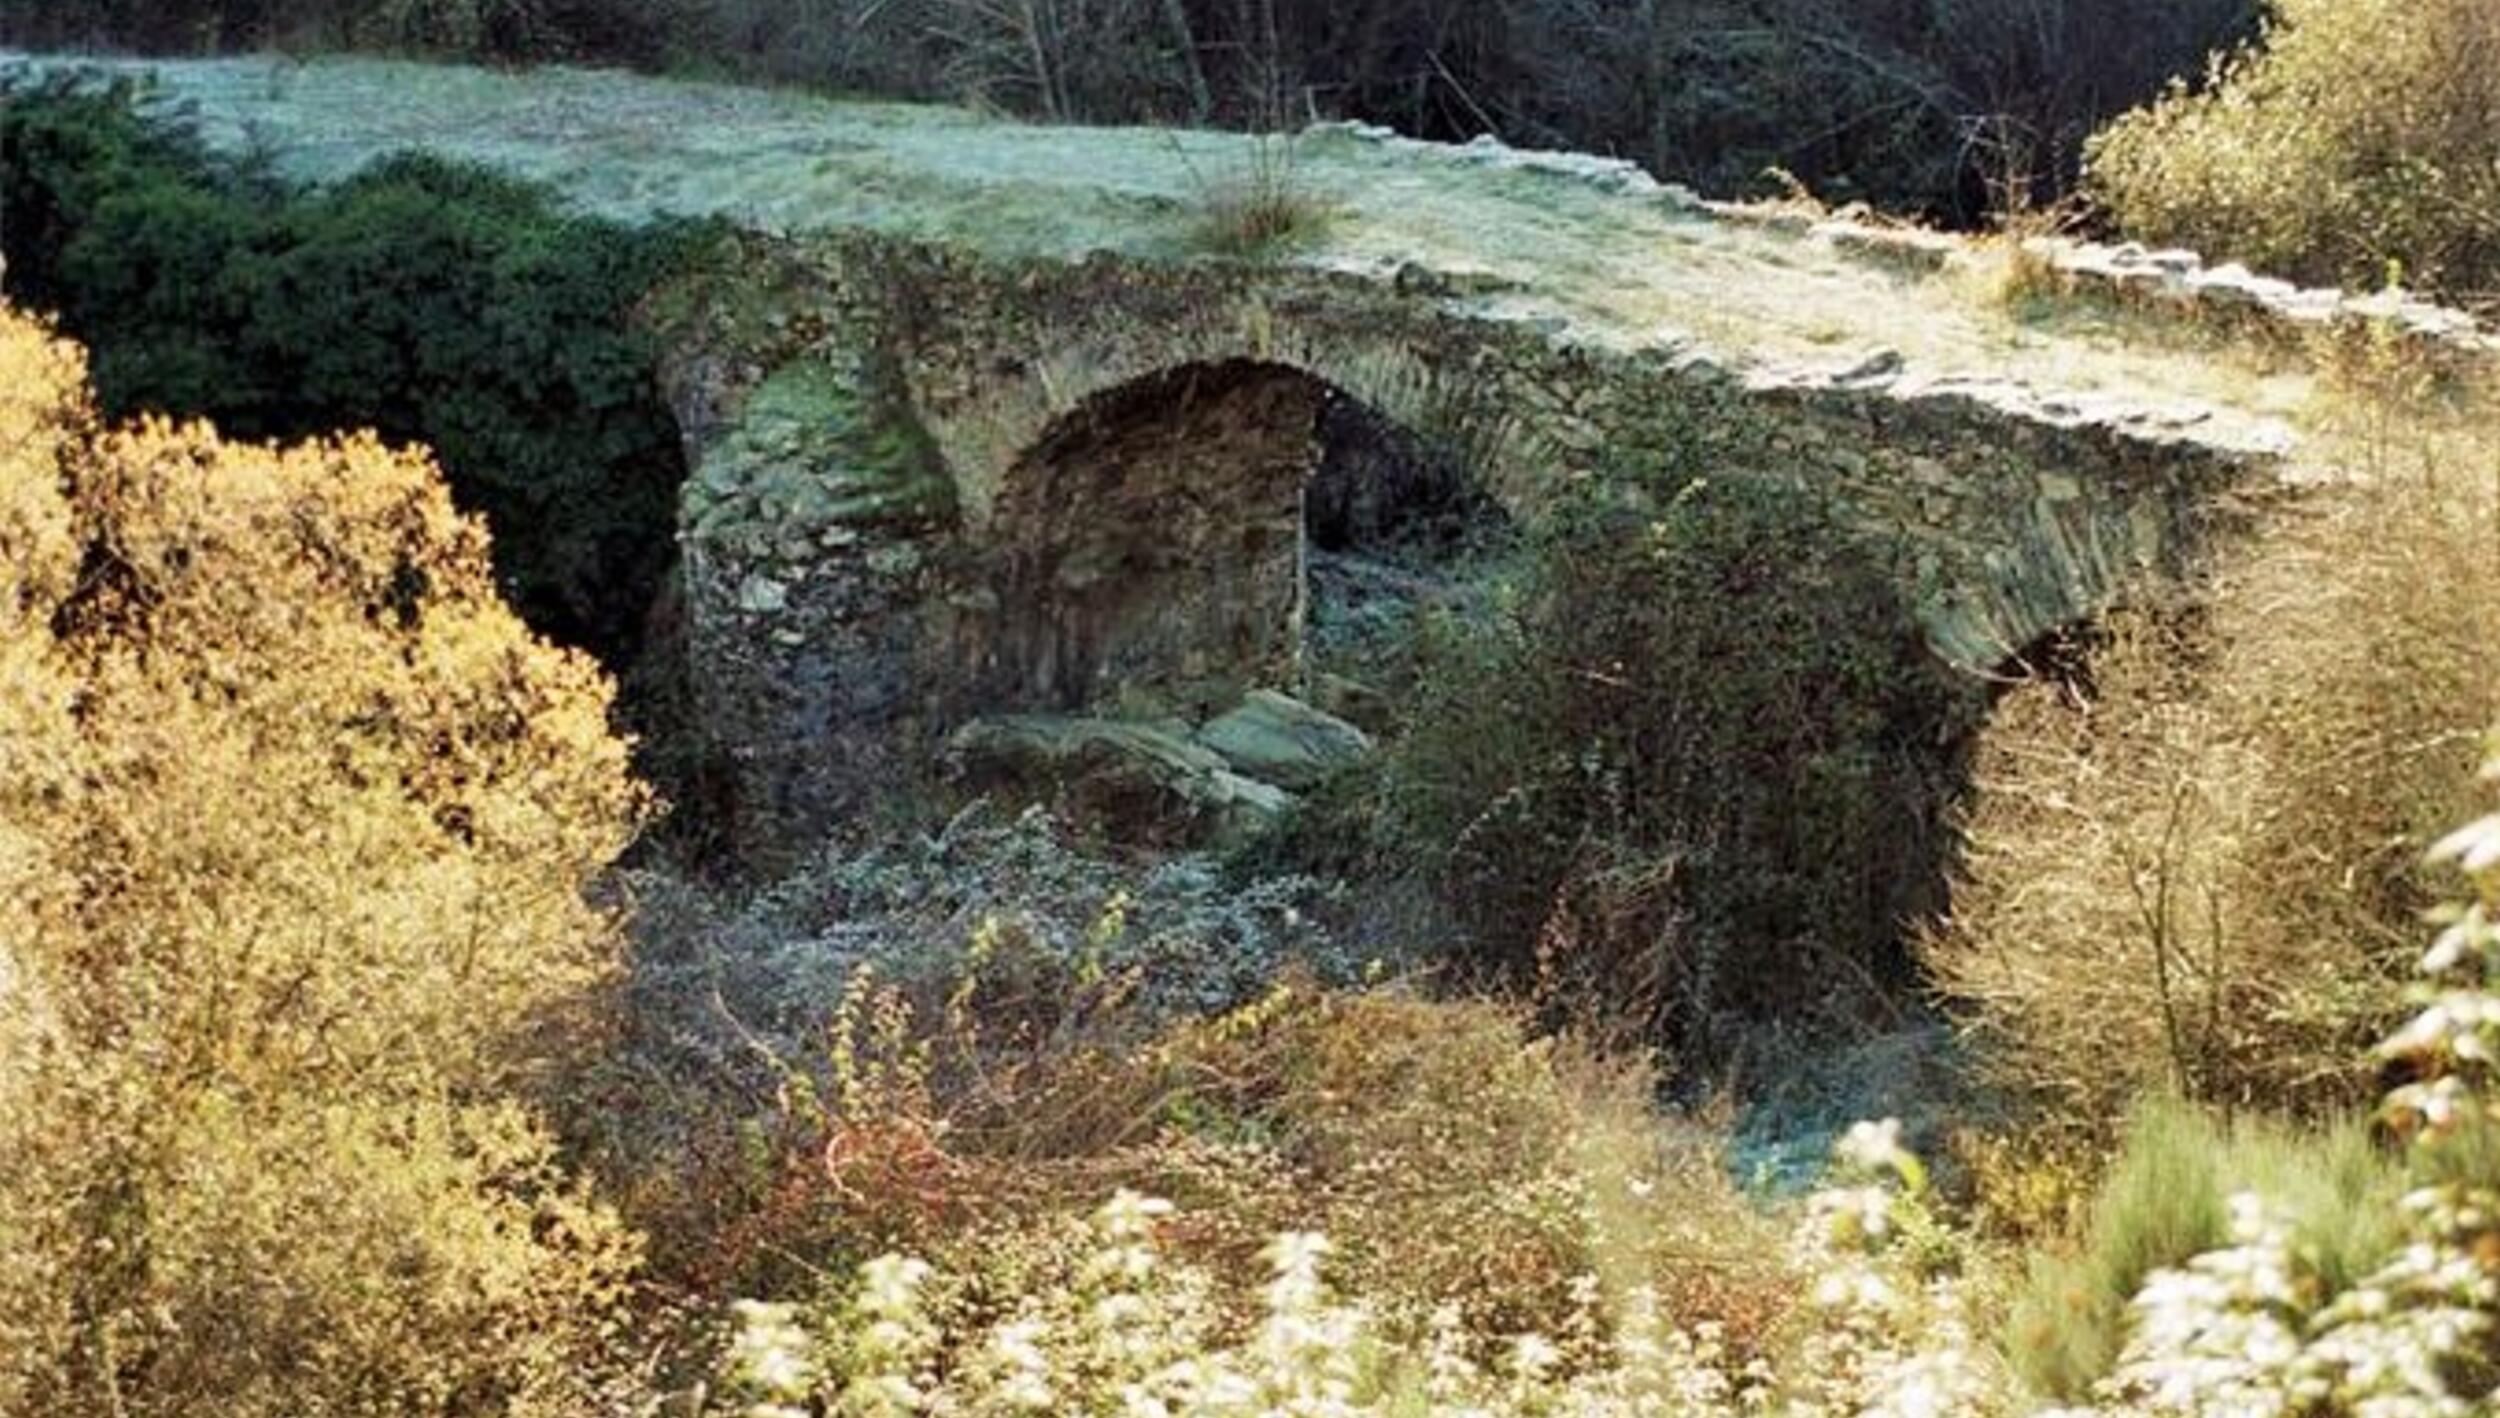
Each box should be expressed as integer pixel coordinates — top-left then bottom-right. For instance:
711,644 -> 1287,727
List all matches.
7,49 -> 2316,458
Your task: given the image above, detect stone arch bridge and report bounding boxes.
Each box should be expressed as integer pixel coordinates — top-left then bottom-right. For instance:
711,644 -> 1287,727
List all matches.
656,232 -> 2279,853
19,53 -> 2362,857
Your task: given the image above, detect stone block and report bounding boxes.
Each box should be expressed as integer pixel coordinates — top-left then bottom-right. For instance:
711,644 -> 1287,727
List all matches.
947,715 -> 1295,846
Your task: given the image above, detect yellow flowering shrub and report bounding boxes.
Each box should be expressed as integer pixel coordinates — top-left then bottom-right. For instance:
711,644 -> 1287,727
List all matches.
0,300 -> 646,1414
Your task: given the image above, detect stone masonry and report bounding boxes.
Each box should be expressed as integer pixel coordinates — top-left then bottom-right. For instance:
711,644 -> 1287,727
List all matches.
650,232 -> 2283,857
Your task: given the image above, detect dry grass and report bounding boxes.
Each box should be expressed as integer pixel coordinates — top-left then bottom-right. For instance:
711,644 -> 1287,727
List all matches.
1924,345 -> 2500,1129
1181,128 -> 1337,259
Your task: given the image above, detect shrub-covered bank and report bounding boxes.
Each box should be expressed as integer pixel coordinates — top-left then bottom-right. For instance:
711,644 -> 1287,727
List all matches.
0,73 -> 700,663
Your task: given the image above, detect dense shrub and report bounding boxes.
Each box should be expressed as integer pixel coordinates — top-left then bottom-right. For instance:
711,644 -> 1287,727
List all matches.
1924,390 -> 2500,1125
605,807 -> 1791,1353
706,1087 -> 2009,1414
0,77 -> 697,660
596,804 -> 1354,1285
736,976 -> 1796,1382
2091,0 -> 2500,301
685,741 -> 2500,1417
684,742 -> 2500,1417
0,302 -> 646,1412
0,0 -> 2254,221
1384,423 -> 1971,1058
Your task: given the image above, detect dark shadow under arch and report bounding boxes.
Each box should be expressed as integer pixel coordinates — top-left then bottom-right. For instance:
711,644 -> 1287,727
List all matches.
960,357 -> 1487,721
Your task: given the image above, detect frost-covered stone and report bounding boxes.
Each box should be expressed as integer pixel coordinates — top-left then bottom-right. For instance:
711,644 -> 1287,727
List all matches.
734,574 -> 789,614
1195,691 -> 1374,792
946,715 -> 1295,847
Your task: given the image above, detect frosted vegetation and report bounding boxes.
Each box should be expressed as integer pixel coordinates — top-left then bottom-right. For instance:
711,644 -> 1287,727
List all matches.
698,749 -> 2500,1415
0,47 -> 2319,441
8,2 -> 2500,1413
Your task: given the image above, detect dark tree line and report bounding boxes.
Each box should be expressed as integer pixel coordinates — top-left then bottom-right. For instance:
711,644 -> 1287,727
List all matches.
1,0 -> 2256,219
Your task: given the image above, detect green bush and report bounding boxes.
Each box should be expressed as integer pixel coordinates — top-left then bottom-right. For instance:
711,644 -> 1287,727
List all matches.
2005,1095 -> 2401,1403
0,76 -> 700,660
1383,410 -> 1970,1057
2090,0 -> 2500,299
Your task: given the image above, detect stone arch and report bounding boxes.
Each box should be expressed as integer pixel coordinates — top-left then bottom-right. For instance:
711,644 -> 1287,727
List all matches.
944,356 -> 1487,722
660,238 -> 2271,862
898,288 -> 1561,542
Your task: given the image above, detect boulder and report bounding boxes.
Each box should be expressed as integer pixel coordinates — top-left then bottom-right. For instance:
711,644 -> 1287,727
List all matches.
1194,690 -> 1375,792
946,714 -> 1293,846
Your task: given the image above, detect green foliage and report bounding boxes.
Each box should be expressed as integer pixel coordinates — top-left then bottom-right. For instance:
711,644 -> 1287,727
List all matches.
2006,1095 -> 2401,1402
0,76 -> 255,318
1383,411 -> 1969,1056
2090,0 -> 2500,300
0,76 -> 700,659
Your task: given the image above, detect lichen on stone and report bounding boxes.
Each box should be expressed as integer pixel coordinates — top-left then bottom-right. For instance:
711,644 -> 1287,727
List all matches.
684,358 -> 954,559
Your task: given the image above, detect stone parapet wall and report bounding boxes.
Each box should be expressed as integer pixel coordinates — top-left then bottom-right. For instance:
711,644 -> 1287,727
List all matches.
1308,119 -> 2489,367
1708,203 -> 2496,366
2014,236 -> 2496,361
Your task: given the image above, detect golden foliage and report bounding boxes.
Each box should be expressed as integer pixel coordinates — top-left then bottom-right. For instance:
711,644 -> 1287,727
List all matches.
1925,377 -> 2500,1126
1138,989 -> 1789,1350
705,963 -> 1798,1370
0,301 -> 647,1414
2089,0 -> 2500,299
0,303 -> 92,1418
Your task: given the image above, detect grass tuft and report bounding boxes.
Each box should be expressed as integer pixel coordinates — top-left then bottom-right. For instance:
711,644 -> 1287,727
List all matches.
2005,1095 -> 2401,1402
1182,130 -> 1336,259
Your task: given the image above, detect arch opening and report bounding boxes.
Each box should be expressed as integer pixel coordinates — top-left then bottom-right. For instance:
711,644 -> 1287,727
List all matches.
960,358 -> 1496,725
